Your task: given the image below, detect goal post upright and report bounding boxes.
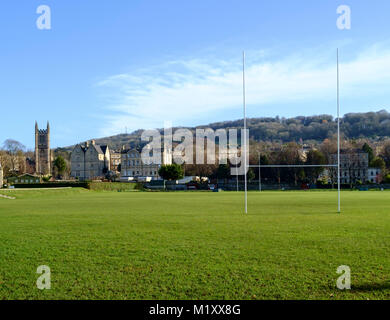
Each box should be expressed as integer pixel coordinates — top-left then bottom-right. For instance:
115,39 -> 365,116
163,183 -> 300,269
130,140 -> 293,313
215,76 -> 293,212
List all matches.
243,51 -> 248,214
337,49 -> 341,214
258,151 -> 262,192
242,49 -> 342,214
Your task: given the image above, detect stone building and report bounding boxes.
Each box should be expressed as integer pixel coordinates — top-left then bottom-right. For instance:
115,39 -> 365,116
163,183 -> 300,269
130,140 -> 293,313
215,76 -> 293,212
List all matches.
0,162 -> 3,188
110,152 -> 121,172
35,121 -> 52,175
120,147 -> 172,182
331,150 -> 369,184
70,140 -> 110,180
368,167 -> 382,183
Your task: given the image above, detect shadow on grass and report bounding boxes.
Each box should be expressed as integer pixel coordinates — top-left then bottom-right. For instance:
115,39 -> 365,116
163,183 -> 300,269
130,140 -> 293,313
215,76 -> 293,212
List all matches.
351,282 -> 390,292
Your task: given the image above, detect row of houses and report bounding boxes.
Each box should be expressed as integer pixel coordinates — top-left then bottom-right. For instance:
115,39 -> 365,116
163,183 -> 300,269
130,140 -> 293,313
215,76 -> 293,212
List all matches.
67,141 -> 384,184
0,142 -> 383,187
69,140 -> 172,181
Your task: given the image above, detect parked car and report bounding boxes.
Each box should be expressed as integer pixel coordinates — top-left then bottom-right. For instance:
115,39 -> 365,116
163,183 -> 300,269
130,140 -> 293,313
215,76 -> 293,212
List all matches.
208,184 -> 216,191
186,182 -> 199,190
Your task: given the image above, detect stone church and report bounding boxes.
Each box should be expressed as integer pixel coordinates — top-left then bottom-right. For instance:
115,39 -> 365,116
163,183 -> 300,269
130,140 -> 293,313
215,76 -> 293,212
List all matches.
70,140 -> 110,180
35,121 -> 52,175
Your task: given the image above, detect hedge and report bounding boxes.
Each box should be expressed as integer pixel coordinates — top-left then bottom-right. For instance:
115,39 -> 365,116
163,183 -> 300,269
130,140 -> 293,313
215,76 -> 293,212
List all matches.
13,181 -> 142,191
88,182 -> 139,191
13,182 -> 89,189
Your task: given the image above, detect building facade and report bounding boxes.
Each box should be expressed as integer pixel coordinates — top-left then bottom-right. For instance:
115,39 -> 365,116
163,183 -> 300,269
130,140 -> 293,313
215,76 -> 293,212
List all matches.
0,163 -> 3,188
367,167 -> 382,183
120,147 -> 172,181
35,121 -> 52,175
70,140 -> 110,180
331,150 -> 369,184
110,152 -> 121,172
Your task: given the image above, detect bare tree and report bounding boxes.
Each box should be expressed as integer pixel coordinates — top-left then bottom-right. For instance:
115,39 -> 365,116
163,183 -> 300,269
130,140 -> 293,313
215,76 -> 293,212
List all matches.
2,139 -> 26,174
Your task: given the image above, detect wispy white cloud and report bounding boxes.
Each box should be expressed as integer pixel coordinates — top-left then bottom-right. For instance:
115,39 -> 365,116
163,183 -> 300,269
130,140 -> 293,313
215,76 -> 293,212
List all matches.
97,44 -> 390,136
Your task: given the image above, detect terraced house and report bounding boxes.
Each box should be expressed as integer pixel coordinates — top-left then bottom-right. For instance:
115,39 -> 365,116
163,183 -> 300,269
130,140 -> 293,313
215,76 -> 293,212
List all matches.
331,150 -> 369,184
70,140 -> 110,180
120,147 -> 172,182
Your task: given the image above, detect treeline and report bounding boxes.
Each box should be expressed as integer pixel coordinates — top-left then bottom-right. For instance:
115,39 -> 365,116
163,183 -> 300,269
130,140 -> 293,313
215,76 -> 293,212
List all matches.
0,139 -> 70,179
75,110 -> 390,152
207,110 -> 390,142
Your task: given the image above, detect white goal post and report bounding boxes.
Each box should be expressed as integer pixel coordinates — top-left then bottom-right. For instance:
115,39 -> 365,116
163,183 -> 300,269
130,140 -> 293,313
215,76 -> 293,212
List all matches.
242,50 -> 341,214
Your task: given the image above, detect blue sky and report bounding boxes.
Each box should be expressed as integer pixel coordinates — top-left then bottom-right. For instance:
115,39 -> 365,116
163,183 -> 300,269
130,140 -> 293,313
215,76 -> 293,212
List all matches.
1,0 -> 390,149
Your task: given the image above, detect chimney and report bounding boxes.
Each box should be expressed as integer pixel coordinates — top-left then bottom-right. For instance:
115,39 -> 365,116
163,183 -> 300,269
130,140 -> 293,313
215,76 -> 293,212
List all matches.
85,141 -> 89,148
91,140 -> 96,145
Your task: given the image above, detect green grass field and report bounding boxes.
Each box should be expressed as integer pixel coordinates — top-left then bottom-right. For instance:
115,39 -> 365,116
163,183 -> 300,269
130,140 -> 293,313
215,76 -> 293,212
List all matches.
0,188 -> 389,300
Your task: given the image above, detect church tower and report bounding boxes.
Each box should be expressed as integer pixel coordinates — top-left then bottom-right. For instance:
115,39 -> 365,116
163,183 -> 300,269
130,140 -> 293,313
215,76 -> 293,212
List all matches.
35,121 -> 51,175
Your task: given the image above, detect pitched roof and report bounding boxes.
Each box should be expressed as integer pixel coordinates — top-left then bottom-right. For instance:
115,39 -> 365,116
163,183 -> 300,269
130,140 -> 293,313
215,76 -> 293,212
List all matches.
74,142 -> 109,155
93,144 -> 104,154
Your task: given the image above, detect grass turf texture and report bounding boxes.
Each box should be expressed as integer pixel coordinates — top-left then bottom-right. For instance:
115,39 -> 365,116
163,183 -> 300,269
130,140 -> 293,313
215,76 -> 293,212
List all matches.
0,189 -> 389,300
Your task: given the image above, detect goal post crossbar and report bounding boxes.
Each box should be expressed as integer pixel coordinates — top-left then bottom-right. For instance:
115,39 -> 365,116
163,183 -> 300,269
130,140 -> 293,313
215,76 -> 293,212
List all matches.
242,49 -> 341,213
248,164 -> 338,168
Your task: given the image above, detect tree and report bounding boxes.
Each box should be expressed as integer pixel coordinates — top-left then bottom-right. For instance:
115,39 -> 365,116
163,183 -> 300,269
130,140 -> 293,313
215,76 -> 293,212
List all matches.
3,139 -> 25,154
362,143 -> 374,163
370,157 -> 386,170
381,141 -> 390,169
216,164 -> 230,181
247,168 -> 255,182
305,150 -> 326,184
158,164 -> 184,181
53,156 -> 67,179
278,142 -> 302,185
320,138 -> 337,163
2,139 -> 26,173
106,171 -> 118,182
